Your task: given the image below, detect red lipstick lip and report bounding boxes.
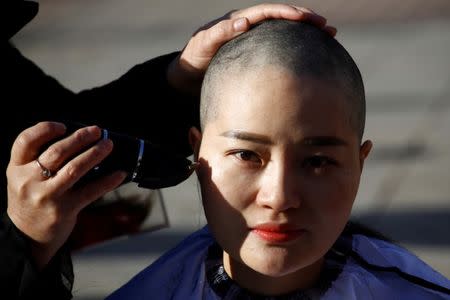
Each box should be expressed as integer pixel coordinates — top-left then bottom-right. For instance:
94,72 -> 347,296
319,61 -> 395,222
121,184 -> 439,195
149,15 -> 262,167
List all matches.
251,224 -> 305,243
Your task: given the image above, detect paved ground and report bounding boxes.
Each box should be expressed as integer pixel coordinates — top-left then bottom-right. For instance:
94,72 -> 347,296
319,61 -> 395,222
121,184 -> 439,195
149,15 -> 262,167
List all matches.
12,1 -> 450,299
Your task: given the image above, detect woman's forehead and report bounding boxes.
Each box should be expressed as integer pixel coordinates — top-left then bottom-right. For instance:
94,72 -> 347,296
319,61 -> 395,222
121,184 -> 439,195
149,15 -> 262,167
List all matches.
207,69 -> 357,143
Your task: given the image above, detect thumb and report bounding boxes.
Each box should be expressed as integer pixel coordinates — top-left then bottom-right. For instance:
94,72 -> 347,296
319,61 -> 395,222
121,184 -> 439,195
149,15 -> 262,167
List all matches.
232,17 -> 250,33
203,17 -> 250,56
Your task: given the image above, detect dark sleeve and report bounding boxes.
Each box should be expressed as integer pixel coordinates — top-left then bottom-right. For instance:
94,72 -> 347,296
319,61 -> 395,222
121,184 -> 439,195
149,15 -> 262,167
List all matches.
1,42 -> 77,300
2,43 -> 199,298
2,44 -> 199,208
0,213 -> 73,300
71,52 -> 200,157
4,43 -> 199,157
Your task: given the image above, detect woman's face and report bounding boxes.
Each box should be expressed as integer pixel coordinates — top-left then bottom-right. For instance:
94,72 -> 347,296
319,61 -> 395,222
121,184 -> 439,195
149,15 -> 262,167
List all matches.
191,67 -> 371,294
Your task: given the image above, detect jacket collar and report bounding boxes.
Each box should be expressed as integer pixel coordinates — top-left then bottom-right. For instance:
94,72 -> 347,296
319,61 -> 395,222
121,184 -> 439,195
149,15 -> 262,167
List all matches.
3,0 -> 39,41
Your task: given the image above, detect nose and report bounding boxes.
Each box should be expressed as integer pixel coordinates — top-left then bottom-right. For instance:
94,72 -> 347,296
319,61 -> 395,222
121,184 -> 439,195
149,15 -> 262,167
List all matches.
255,161 -> 301,212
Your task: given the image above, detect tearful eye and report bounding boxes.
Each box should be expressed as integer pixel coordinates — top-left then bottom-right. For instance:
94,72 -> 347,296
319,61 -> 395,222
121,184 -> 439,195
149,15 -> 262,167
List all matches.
232,150 -> 262,164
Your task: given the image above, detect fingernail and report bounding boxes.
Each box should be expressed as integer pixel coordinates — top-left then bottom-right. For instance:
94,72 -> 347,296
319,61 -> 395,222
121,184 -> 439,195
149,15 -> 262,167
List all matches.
57,122 -> 67,131
326,26 -> 337,37
233,18 -> 247,32
293,7 -> 305,14
86,125 -> 102,139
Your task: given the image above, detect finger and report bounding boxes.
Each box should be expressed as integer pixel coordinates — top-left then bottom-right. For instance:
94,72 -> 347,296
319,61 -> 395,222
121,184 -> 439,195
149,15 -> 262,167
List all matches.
200,18 -> 250,57
10,122 -> 66,165
75,171 -> 127,211
233,17 -> 250,33
324,25 -> 337,37
291,6 -> 317,14
195,9 -> 239,34
38,125 -> 102,174
294,7 -> 327,28
49,139 -> 113,192
231,4 -> 303,24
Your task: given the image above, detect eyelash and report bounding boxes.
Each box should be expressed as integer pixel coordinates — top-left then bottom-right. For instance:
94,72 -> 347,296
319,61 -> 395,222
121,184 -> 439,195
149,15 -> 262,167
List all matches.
229,150 -> 262,165
302,155 -> 337,170
229,151 -> 336,171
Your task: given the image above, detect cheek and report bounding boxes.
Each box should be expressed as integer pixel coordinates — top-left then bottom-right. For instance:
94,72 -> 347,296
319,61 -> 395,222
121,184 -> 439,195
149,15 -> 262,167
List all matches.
305,169 -> 360,222
201,156 -> 258,211
198,156 -> 258,257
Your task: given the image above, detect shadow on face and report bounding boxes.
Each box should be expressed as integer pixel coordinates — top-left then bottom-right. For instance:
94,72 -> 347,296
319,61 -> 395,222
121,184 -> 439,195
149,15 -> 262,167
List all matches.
191,66 -> 372,295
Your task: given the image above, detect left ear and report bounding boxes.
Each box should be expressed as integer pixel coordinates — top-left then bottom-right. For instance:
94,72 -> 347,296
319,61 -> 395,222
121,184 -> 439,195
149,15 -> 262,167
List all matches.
359,140 -> 373,171
189,126 -> 202,162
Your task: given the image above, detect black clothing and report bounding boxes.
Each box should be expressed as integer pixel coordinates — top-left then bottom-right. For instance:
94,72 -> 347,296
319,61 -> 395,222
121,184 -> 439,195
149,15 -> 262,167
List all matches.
3,0 -> 38,40
1,215 -> 74,299
1,1 -> 199,299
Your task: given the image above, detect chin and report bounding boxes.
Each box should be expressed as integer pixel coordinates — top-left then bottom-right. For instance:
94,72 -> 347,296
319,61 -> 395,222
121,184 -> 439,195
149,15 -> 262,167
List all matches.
256,266 -> 293,277
249,241 -> 326,277
244,250 -> 300,277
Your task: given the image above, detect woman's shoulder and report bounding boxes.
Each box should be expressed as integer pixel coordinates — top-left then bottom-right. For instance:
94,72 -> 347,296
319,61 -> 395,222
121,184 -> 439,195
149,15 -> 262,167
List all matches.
324,233 -> 450,299
106,226 -> 216,299
351,234 -> 448,285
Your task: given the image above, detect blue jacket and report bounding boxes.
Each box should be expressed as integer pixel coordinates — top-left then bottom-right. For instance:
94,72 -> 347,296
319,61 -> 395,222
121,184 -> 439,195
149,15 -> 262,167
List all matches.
107,226 -> 450,299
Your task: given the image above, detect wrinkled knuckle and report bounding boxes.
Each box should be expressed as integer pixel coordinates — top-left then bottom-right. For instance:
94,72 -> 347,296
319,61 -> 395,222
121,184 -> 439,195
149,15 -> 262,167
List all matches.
65,163 -> 80,180
212,23 -> 228,39
91,145 -> 104,158
15,131 -> 31,148
46,145 -> 63,162
202,31 -> 214,48
13,181 -> 28,198
73,128 -> 89,143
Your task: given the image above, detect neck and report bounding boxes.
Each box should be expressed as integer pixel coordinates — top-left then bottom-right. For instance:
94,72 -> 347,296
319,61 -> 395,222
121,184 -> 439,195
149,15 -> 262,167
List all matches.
223,252 -> 324,296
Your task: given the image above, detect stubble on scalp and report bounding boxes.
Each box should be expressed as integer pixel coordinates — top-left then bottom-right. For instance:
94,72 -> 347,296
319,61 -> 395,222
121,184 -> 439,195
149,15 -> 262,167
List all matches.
200,20 -> 366,141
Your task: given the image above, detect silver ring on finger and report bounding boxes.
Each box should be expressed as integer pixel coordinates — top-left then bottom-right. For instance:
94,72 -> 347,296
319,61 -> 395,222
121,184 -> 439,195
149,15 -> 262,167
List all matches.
36,158 -> 53,179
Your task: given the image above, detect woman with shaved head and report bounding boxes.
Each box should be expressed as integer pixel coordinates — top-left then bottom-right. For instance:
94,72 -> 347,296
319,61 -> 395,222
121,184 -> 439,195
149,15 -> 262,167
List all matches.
6,7 -> 449,300
107,19 -> 450,299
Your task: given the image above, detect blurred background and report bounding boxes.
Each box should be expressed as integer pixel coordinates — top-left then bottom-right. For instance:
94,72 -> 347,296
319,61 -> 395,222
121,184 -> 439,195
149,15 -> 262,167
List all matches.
11,0 -> 450,299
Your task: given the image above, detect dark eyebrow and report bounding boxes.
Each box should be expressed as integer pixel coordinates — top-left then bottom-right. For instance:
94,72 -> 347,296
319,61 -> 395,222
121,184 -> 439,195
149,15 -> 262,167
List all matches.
220,130 -> 273,145
302,136 -> 348,147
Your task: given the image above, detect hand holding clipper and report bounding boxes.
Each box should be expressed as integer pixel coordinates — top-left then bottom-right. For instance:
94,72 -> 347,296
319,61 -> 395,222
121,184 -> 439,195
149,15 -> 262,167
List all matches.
64,122 -> 197,189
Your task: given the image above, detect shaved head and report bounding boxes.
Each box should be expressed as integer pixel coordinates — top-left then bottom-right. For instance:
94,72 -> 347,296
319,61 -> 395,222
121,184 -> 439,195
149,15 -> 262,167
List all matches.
201,20 -> 366,141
